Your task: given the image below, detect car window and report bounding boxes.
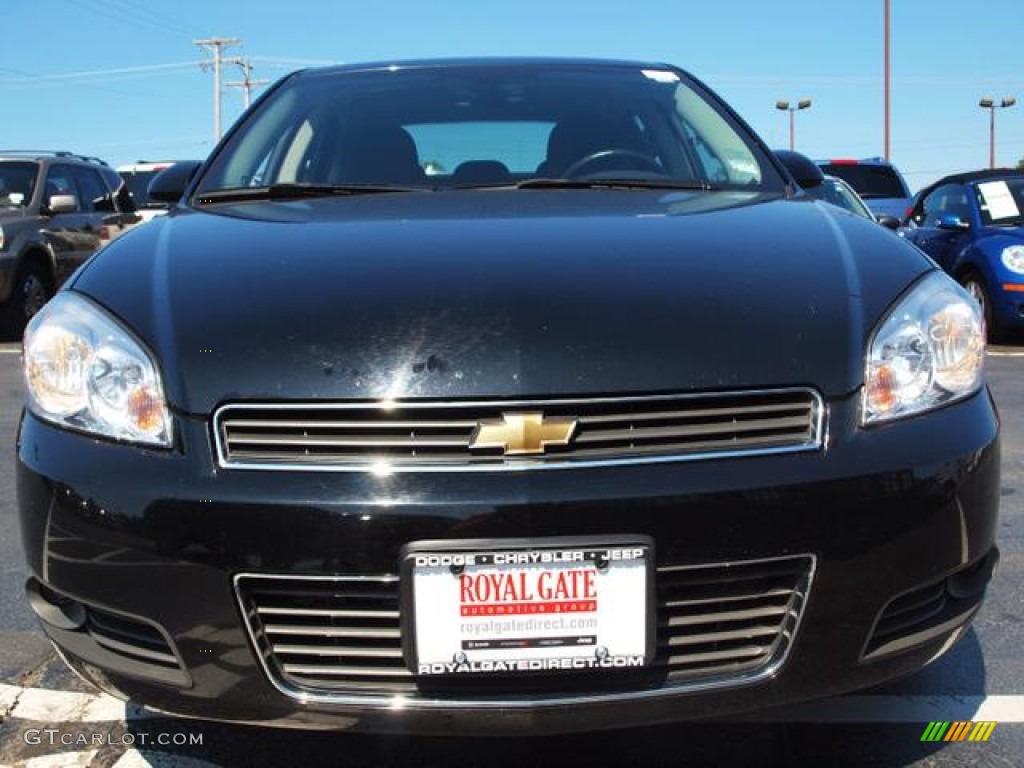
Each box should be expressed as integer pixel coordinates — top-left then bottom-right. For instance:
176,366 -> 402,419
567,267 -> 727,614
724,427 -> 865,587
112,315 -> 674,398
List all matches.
197,64 -> 783,194
44,166 -> 79,211
406,121 -> 552,176
104,168 -> 136,213
119,170 -> 160,208
73,167 -> 113,213
0,161 -> 38,207
818,164 -> 907,199
808,178 -> 872,219
973,177 -> 1024,227
915,183 -> 970,227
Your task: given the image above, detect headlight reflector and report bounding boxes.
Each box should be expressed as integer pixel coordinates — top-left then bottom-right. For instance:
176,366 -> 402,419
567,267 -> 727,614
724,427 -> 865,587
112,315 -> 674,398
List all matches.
23,292 -> 172,446
1001,244 -> 1024,274
863,272 -> 984,425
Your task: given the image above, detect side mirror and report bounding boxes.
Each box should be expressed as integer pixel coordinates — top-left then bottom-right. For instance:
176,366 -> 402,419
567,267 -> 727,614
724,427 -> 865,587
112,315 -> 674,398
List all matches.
148,161 -> 203,204
935,214 -> 970,231
773,149 -> 824,190
47,194 -> 78,214
875,214 -> 901,230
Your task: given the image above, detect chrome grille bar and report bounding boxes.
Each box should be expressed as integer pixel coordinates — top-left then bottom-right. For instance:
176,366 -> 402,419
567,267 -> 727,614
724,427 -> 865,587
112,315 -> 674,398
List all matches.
215,388 -> 823,471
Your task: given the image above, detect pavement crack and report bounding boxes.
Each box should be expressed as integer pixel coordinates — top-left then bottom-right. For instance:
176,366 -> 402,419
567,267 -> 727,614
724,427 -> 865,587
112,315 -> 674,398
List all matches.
0,686 -> 24,723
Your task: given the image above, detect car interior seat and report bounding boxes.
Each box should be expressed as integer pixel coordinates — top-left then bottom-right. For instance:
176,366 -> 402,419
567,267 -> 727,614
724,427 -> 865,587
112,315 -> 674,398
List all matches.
536,113 -> 651,178
335,122 -> 426,186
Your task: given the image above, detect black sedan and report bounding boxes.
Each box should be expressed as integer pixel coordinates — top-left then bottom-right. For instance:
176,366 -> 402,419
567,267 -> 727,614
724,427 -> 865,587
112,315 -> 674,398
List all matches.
17,59 -> 999,735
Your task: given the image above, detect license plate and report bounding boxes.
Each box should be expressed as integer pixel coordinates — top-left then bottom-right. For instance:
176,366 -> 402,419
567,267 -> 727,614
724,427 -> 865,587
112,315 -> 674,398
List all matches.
402,537 -> 653,676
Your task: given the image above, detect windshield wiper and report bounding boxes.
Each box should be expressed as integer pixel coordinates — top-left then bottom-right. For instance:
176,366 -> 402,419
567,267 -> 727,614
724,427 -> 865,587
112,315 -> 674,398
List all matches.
512,178 -> 717,192
195,182 -> 425,204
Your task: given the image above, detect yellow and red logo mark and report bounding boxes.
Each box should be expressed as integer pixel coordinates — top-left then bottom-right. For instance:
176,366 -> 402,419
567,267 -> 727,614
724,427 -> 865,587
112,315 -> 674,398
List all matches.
920,721 -> 997,742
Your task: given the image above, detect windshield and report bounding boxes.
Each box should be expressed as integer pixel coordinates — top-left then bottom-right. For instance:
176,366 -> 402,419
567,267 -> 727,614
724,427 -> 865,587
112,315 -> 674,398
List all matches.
818,163 -> 908,199
0,161 -> 39,207
807,178 -> 873,220
196,63 -> 785,197
973,177 -> 1024,227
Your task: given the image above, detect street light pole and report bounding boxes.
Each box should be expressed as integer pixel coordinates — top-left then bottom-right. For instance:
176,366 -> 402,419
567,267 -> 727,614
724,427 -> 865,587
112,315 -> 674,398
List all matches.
979,97 -> 1017,169
775,99 -> 812,151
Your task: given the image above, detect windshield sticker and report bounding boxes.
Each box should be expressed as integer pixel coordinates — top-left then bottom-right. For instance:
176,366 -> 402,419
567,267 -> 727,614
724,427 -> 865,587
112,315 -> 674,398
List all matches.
977,181 -> 1020,220
641,69 -> 680,83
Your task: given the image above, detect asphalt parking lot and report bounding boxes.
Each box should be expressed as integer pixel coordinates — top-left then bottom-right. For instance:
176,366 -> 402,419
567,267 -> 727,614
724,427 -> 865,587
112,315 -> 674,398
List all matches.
0,339 -> 1021,767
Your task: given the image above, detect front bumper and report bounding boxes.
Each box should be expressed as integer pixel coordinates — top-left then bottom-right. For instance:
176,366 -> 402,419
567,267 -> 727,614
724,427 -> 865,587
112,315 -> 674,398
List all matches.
17,389 -> 1001,734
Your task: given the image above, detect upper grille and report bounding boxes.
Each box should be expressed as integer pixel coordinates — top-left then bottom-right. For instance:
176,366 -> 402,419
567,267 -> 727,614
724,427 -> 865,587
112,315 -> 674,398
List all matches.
235,554 -> 813,702
215,389 -> 823,471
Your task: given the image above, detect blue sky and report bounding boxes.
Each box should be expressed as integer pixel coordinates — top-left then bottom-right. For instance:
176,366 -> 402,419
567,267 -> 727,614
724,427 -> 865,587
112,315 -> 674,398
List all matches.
2,0 -> 1022,192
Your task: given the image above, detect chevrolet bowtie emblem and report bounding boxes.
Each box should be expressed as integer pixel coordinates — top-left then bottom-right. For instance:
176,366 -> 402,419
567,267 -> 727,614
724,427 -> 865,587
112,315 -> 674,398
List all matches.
469,412 -> 578,456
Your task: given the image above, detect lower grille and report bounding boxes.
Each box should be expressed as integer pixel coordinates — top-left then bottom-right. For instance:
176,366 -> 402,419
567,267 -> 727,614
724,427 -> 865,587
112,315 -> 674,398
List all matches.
235,555 -> 813,701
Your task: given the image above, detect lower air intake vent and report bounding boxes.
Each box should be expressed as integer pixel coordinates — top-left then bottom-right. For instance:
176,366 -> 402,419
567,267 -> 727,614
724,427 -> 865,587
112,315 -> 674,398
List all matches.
85,606 -> 182,673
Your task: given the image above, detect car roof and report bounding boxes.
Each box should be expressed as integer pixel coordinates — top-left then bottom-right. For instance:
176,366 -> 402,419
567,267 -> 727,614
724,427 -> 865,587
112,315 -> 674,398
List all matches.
293,57 -> 677,77
816,157 -> 896,167
0,150 -> 109,167
923,168 -> 1024,188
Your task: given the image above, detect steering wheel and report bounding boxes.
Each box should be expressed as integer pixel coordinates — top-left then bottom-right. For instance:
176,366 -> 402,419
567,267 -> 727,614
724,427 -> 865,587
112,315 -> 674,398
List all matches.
562,149 -> 664,179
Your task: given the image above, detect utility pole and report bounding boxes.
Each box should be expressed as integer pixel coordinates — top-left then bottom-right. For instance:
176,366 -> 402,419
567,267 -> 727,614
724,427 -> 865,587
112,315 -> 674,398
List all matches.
883,0 -> 891,161
227,59 -> 269,110
194,37 -> 242,139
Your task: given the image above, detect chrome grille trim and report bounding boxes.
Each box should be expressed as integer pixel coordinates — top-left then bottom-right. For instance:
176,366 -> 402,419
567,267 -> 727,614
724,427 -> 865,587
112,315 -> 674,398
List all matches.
234,554 -> 815,708
214,388 -> 824,472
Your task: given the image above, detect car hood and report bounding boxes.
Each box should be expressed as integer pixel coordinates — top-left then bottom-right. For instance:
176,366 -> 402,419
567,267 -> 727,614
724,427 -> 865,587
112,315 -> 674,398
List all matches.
70,190 -> 934,414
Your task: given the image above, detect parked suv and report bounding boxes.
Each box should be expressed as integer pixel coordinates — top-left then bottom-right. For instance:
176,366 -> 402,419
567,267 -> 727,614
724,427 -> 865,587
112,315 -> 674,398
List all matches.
0,151 -> 140,336
816,157 -> 913,220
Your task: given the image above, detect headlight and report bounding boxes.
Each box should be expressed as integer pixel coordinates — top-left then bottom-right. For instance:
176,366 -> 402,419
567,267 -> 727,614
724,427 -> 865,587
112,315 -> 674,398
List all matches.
863,271 -> 985,425
1001,244 -> 1024,274
23,292 -> 172,446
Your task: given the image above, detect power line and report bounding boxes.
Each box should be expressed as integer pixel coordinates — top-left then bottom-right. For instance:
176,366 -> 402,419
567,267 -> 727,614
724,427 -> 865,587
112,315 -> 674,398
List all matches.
0,64 -> 137,97
61,0 -> 197,39
0,62 -> 199,85
97,0 -> 201,38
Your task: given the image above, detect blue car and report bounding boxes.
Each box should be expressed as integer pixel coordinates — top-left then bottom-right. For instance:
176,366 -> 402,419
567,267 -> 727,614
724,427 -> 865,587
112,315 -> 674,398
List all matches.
903,168 -> 1024,338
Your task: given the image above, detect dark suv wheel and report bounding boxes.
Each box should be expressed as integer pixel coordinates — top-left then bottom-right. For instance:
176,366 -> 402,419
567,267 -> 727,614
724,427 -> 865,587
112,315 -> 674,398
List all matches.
1,261 -> 53,338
